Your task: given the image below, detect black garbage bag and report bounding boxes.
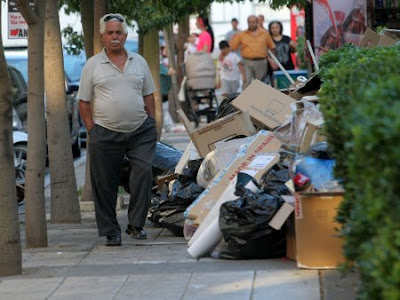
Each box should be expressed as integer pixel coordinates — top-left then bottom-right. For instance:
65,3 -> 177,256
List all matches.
178,159 -> 203,183
219,173 -> 286,259
216,93 -> 240,119
159,210 -> 186,237
170,180 -> 204,204
148,162 -> 205,237
306,142 -> 334,159
260,163 -> 290,197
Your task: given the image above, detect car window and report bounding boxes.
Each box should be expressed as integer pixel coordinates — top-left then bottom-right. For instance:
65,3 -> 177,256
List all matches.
63,52 -> 86,83
125,39 -> 138,53
7,58 -> 28,82
8,68 -> 20,99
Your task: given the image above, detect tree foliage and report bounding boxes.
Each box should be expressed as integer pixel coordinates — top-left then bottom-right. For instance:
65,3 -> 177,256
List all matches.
60,0 -> 308,40
318,44 -> 400,299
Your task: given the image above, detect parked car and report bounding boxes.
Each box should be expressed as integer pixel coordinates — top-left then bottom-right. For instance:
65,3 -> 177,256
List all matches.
12,108 -> 28,185
5,49 -> 81,158
8,65 -> 28,130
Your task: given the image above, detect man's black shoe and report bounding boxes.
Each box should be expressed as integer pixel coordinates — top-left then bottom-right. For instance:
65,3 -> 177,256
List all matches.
126,225 -> 147,240
106,234 -> 121,246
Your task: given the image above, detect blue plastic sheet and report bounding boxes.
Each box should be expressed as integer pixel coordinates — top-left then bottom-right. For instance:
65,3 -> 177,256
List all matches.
296,157 -> 336,190
153,142 -> 183,172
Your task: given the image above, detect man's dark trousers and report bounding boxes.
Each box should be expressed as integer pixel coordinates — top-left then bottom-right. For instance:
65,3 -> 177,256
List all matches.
89,117 -> 157,236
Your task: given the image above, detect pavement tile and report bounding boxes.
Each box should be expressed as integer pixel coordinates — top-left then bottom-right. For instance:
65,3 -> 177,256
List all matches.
252,270 -> 320,300
182,271 -> 254,300
138,243 -> 193,263
0,277 -> 63,300
321,270 -> 358,300
79,245 -> 146,265
22,251 -> 87,268
49,275 -> 128,300
115,273 -> 190,300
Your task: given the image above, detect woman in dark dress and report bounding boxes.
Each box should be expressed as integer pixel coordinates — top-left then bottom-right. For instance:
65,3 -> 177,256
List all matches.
267,21 -> 296,78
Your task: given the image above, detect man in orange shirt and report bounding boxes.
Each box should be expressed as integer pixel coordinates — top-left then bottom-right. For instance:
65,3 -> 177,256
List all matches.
230,15 -> 275,89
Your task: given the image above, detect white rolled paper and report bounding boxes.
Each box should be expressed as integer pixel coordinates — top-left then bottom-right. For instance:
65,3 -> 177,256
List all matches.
187,219 -> 223,259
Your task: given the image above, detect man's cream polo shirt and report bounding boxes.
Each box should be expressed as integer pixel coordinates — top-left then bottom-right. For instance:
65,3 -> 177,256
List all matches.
77,48 -> 156,133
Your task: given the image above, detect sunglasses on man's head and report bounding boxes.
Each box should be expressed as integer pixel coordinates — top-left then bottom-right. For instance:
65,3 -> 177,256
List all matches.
103,15 -> 124,23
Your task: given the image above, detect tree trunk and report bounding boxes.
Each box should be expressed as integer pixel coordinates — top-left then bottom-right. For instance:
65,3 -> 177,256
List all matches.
0,4 -> 22,276
139,31 -> 144,56
93,0 -> 106,55
45,0 -> 81,223
80,0 -> 95,203
80,0 -> 94,59
176,15 -> 189,87
163,23 -> 180,122
22,0 -> 48,248
143,28 -> 162,140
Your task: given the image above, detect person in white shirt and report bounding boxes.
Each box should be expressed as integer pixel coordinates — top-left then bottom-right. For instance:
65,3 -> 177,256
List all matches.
217,40 -> 245,98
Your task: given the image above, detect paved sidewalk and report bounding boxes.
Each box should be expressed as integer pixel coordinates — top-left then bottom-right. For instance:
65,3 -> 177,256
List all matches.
1,211 -> 322,300
5,131 -> 358,300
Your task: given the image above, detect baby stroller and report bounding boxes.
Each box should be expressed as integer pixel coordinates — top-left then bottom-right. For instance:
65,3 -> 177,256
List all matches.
183,52 -> 219,126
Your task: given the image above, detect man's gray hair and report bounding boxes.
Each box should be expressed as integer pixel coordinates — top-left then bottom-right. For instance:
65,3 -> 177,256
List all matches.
99,13 -> 128,34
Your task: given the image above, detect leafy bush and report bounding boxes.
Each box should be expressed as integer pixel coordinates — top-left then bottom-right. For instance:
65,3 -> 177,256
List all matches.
318,44 -> 400,299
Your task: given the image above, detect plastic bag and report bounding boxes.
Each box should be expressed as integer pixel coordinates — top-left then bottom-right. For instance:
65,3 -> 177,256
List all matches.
274,100 -> 324,147
216,93 -> 240,119
218,173 -> 286,259
260,163 -> 290,197
306,142 -> 334,159
196,137 -> 249,188
296,156 -> 339,191
170,180 -> 204,203
153,142 -> 183,172
148,161 -> 204,237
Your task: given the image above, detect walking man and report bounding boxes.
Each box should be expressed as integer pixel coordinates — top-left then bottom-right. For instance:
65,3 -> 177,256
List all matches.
230,15 -> 275,89
225,18 -> 241,42
78,13 -> 157,246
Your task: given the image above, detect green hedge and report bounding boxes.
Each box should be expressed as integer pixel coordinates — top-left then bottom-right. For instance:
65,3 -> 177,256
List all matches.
318,44 -> 400,299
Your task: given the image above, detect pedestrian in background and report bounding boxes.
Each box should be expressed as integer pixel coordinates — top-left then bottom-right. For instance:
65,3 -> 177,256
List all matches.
217,40 -> 244,98
225,18 -> 241,42
78,13 -> 157,246
258,14 -> 266,31
184,33 -> 199,61
268,21 -> 296,72
196,16 -> 214,53
230,15 -> 275,89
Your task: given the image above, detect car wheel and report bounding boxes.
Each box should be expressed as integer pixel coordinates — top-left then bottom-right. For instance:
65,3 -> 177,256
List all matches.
14,142 -> 27,185
72,135 -> 81,158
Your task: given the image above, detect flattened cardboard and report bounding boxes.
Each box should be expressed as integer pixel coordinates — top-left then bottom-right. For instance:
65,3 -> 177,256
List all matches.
268,201 -> 294,230
286,214 -> 296,261
378,31 -> 400,46
177,110 -> 256,158
295,192 -> 345,269
359,28 -> 380,48
174,141 -> 199,174
185,130 -> 282,224
298,120 -> 326,153
232,80 -> 296,130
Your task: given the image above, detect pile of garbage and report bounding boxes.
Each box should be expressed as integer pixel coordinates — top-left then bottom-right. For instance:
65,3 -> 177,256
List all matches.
139,74 -> 345,269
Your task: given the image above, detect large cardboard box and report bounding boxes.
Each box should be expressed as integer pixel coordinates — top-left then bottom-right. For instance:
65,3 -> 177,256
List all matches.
177,110 -> 256,158
359,28 -> 380,47
378,30 -> 400,46
232,80 -> 296,130
294,192 -> 345,269
185,130 -> 282,224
